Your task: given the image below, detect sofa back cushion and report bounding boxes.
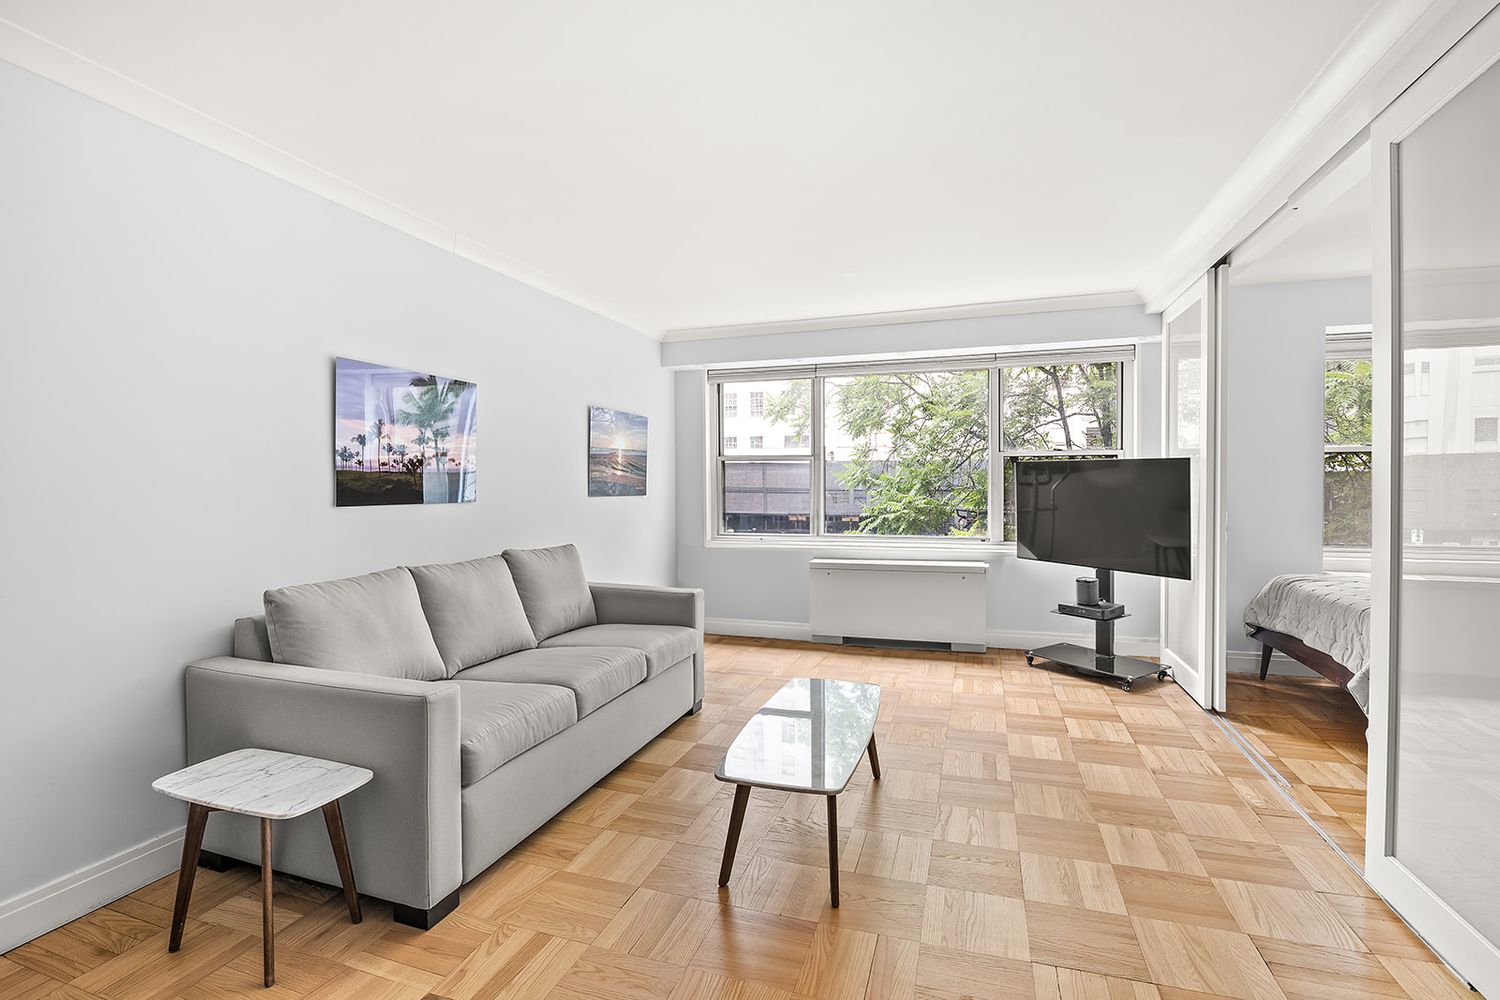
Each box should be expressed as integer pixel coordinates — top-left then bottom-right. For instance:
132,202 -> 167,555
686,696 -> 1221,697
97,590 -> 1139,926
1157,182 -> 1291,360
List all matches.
502,544 -> 598,642
233,616 -> 273,662
263,567 -> 446,681
407,555 -> 537,676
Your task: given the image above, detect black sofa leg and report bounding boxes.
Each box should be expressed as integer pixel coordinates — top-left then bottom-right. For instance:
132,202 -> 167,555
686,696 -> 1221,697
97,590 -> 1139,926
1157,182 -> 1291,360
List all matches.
1259,643 -> 1273,681
197,850 -> 234,873
686,699 -> 703,717
392,889 -> 460,930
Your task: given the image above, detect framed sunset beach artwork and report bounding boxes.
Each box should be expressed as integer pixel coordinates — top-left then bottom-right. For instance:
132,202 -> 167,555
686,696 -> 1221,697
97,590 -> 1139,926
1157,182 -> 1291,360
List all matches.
588,406 -> 647,497
334,358 -> 477,506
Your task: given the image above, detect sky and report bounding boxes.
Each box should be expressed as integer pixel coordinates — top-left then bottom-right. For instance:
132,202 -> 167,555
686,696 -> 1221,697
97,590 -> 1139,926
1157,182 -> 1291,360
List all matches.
590,406 -> 648,452
335,357 -> 476,469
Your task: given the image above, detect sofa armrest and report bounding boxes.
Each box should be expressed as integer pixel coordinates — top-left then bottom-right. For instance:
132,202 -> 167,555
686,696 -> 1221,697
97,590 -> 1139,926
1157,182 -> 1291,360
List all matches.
184,656 -> 461,910
590,582 -> 703,630
590,583 -> 705,706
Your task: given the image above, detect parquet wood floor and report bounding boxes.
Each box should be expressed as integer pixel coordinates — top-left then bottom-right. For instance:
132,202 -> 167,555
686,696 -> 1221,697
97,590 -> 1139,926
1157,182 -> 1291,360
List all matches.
3,638 -> 1470,1000
1222,674 -> 1368,865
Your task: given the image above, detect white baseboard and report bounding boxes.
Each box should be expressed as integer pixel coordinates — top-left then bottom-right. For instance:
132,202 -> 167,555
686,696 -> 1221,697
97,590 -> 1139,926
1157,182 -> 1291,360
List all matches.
0,827 -> 184,953
706,617 -> 1160,658
1227,648 -> 1319,678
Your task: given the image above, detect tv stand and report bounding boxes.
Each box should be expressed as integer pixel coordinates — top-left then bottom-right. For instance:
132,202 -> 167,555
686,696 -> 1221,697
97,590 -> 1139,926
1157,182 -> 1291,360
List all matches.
1024,568 -> 1171,692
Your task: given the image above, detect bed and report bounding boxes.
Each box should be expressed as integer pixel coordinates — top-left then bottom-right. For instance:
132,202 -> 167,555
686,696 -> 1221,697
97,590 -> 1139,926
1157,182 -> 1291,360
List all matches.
1243,573 -> 1371,713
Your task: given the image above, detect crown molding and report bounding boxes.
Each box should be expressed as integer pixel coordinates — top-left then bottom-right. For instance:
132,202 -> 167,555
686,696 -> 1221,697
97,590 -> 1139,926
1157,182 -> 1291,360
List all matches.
661,290 -> 1143,344
1138,0 -> 1488,313
0,19 -> 661,340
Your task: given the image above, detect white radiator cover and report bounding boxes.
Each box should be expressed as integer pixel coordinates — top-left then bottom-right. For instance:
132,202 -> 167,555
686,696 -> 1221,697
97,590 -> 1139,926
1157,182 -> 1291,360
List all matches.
808,558 -> 989,652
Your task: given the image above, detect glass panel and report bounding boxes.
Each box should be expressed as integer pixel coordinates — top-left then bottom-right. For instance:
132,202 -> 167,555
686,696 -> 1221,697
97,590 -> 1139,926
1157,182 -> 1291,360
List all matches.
721,460 -> 811,534
719,379 -> 812,457
1324,357 -> 1374,546
1392,58 -> 1500,945
823,370 -> 989,536
1164,300 -> 1203,668
1324,451 -> 1373,547
1002,363 -> 1121,451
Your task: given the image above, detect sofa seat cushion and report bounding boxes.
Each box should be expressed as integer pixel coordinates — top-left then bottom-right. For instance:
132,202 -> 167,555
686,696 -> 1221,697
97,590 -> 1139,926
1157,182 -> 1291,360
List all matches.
458,646 -> 646,718
455,680 -> 577,786
540,624 -> 698,678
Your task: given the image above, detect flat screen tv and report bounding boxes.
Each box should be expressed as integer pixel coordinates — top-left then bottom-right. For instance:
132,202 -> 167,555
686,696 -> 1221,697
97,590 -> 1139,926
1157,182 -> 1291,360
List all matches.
1014,457 -> 1191,580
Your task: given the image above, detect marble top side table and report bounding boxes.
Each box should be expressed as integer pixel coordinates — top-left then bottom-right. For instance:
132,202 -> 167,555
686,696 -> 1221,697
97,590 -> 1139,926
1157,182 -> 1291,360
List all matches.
153,748 -> 373,987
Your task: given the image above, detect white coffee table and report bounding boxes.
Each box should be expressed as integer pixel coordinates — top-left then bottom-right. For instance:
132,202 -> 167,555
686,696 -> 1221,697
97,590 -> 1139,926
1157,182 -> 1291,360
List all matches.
714,677 -> 881,907
153,748 -> 372,987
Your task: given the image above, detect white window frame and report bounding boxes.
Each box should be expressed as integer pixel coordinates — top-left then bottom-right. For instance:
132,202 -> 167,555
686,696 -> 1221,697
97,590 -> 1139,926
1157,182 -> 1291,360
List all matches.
704,346 -> 1136,550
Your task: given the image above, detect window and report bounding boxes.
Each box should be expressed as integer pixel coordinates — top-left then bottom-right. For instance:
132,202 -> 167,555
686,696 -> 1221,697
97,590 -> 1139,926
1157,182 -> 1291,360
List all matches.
710,349 -> 1131,542
1000,362 -> 1122,541
1404,419 -> 1430,454
1404,360 -> 1431,396
824,369 -> 991,536
1323,355 -> 1373,548
1476,416 -> 1498,446
717,378 -> 812,534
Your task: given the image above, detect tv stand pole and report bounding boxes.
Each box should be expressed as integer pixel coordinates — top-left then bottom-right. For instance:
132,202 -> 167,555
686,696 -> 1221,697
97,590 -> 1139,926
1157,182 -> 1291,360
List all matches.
1024,568 -> 1171,692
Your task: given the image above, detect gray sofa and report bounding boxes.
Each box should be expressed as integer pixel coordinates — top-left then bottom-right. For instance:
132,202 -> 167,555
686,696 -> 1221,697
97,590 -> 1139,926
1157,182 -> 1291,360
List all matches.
183,544 -> 703,928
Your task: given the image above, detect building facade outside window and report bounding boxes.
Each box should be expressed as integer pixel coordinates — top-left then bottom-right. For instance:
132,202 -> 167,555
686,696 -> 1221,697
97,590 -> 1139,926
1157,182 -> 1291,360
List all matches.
724,393 -> 738,418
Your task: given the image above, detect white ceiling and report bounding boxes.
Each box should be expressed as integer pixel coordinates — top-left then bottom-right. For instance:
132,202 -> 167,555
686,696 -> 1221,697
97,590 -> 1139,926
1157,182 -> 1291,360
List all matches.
0,1 -> 1383,335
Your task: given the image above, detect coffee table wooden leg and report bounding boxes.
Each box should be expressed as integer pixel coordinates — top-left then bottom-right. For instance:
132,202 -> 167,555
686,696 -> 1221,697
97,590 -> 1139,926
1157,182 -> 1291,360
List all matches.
827,795 -> 840,908
169,803 -> 211,953
866,734 -> 881,780
718,784 -> 751,886
322,800 -> 362,923
261,818 -> 274,988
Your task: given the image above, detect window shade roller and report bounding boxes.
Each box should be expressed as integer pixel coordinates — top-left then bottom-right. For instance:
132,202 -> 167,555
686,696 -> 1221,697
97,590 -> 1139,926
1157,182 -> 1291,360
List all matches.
707,344 -> 1135,383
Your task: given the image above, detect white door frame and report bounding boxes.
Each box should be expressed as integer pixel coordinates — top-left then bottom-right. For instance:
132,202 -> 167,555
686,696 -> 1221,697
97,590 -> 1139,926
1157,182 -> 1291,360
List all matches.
1159,269 -> 1229,711
1367,5 -> 1500,993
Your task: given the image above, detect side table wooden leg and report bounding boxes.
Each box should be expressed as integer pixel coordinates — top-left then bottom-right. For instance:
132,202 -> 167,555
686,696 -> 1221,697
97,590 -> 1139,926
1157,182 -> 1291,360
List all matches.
718,784 -> 751,886
827,795 -> 840,908
169,803 -> 211,952
261,818 -> 274,988
322,800 -> 362,923
866,734 -> 882,780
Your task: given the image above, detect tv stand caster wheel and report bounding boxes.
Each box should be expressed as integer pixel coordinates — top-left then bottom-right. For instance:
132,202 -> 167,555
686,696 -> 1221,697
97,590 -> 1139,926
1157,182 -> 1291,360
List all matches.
1025,653 -> 1035,666
1120,679 -> 1133,692
1157,669 -> 1170,681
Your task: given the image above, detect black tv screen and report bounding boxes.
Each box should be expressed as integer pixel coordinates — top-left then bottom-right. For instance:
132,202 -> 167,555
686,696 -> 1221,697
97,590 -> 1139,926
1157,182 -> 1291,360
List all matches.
1014,457 -> 1191,580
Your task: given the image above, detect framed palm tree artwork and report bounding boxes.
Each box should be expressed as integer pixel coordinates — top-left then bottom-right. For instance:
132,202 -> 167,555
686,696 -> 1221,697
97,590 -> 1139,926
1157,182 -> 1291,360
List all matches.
334,358 -> 477,506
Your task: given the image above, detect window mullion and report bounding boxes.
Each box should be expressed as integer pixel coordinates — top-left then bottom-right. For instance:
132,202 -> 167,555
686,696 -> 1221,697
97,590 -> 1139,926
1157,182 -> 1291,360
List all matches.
990,366 -> 1002,543
811,377 -> 825,536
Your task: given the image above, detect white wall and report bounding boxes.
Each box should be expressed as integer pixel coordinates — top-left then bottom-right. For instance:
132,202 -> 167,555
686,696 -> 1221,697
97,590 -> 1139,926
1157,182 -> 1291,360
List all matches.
0,60 -> 675,929
671,306 -> 1166,650
1224,277 -> 1371,663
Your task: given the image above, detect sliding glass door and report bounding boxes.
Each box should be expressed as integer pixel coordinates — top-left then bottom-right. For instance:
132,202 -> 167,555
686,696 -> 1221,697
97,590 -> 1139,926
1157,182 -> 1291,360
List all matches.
1368,8 -> 1500,993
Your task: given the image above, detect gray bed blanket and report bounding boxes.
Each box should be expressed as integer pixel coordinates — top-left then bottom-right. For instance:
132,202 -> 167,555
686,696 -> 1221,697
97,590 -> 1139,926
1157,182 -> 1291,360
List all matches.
1244,573 -> 1371,713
